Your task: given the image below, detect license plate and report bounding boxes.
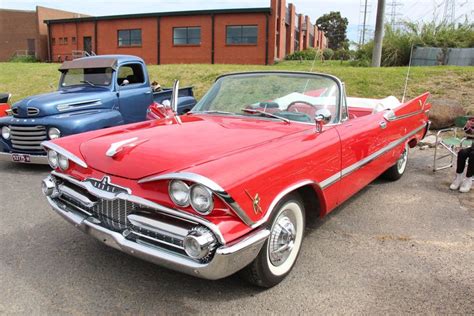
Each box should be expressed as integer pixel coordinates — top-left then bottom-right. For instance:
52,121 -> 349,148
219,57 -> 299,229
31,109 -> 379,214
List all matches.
11,153 -> 31,163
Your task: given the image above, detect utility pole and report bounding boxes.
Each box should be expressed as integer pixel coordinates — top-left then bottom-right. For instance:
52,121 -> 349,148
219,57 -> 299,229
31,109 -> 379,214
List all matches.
371,0 -> 386,67
387,0 -> 403,28
358,0 -> 371,46
443,0 -> 456,23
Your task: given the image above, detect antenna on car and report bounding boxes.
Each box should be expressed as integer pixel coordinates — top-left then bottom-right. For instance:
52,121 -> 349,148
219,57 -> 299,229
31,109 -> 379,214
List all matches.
303,49 -> 319,93
402,45 -> 415,103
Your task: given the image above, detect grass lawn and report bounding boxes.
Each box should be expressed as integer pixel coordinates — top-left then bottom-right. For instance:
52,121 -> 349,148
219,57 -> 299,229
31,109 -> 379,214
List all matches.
0,61 -> 472,113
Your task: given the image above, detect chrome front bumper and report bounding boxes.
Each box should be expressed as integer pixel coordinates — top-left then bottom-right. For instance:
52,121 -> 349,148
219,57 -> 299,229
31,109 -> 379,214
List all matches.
46,195 -> 269,280
0,151 -> 48,164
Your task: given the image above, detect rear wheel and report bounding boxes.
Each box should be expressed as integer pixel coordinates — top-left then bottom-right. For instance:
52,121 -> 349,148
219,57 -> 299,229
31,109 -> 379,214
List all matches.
383,143 -> 409,181
239,194 -> 305,288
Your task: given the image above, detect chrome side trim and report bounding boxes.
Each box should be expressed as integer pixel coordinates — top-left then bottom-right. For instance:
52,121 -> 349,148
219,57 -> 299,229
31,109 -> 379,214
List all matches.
139,172 -> 255,227
341,124 -> 425,178
51,171 -> 226,244
42,141 -> 88,168
56,99 -> 102,112
320,172 -> 341,189
252,180 -> 317,229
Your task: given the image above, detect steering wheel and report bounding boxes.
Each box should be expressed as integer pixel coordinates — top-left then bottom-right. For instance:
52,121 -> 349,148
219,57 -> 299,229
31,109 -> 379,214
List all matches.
286,100 -> 320,112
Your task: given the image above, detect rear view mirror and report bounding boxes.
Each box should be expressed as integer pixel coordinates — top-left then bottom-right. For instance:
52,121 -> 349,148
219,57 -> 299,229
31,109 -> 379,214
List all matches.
121,79 -> 130,86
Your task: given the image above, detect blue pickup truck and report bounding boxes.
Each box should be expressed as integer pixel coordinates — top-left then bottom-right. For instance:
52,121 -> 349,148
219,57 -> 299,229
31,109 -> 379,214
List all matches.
0,55 -> 196,164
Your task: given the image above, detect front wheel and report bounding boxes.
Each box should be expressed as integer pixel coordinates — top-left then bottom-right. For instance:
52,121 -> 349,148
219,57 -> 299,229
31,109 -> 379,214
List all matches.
239,194 -> 305,288
383,143 -> 409,181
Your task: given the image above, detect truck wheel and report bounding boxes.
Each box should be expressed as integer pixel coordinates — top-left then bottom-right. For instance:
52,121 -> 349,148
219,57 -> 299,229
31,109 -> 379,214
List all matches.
383,143 -> 409,181
240,194 -> 305,288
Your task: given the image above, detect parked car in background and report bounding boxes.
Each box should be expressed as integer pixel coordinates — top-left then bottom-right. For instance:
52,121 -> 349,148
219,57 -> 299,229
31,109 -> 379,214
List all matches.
41,71 -> 431,287
0,55 -> 196,164
0,93 -> 11,117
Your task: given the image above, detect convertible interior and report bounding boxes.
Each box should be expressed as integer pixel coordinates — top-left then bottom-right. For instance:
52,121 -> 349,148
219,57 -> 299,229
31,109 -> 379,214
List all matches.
246,89 -> 402,123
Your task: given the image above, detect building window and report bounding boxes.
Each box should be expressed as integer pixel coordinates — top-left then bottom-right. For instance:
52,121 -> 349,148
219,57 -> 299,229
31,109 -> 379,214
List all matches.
226,25 -> 258,45
173,27 -> 201,45
72,37 -> 76,44
118,29 -> 142,47
52,38 -> 56,46
64,37 -> 68,45
59,37 -> 63,45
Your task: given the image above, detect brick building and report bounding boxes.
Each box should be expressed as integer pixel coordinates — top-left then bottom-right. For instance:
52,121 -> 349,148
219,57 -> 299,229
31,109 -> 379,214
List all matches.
0,6 -> 87,61
45,0 -> 327,65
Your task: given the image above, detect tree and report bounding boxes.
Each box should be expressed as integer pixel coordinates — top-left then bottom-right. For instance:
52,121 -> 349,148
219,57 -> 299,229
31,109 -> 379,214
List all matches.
316,12 -> 349,50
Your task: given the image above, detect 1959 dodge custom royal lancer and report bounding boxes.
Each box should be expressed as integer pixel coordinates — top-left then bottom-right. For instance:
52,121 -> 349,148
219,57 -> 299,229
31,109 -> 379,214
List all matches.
41,71 -> 431,287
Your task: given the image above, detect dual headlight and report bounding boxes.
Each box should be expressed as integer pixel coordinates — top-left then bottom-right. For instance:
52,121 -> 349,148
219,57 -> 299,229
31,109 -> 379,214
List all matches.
169,180 -> 214,215
1,126 -> 10,140
47,150 -> 69,171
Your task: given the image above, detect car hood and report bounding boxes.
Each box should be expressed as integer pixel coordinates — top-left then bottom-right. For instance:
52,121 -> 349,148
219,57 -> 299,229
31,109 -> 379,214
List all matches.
11,87 -> 114,118
79,115 -> 307,180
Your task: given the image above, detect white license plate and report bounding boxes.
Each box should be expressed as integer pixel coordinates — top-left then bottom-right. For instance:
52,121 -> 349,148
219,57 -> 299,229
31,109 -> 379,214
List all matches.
11,153 -> 31,163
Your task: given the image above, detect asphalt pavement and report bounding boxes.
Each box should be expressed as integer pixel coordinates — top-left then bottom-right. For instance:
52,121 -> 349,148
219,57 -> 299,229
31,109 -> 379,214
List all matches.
0,148 -> 472,314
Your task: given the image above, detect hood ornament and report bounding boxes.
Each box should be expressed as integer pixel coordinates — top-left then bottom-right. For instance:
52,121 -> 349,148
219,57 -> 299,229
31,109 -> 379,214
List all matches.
245,190 -> 262,215
106,137 -> 140,158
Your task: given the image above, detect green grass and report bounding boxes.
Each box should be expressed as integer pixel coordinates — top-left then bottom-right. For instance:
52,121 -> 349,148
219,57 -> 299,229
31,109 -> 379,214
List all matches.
0,61 -> 472,113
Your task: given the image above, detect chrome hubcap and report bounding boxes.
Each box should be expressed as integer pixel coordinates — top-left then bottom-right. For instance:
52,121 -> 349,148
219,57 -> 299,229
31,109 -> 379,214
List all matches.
397,147 -> 408,173
269,213 -> 297,266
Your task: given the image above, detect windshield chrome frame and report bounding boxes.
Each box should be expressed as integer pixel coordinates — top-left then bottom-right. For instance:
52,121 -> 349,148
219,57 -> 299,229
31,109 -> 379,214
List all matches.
190,71 -> 344,125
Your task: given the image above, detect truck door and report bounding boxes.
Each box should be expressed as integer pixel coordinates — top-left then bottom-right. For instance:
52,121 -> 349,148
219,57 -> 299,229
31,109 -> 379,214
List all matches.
117,63 -> 153,123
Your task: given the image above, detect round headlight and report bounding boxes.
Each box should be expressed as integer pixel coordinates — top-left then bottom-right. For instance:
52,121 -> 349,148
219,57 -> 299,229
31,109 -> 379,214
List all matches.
48,127 -> 61,140
190,184 -> 214,215
58,154 -> 69,171
47,150 -> 58,169
183,227 -> 217,260
1,126 -> 10,140
169,180 -> 190,207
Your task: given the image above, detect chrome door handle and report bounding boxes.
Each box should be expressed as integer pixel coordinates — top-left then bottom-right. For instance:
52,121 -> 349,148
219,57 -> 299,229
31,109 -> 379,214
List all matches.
379,121 -> 387,129
144,91 -> 152,95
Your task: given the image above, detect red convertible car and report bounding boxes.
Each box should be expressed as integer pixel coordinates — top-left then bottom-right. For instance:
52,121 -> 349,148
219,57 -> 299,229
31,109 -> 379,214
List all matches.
0,93 -> 11,117
41,72 -> 430,287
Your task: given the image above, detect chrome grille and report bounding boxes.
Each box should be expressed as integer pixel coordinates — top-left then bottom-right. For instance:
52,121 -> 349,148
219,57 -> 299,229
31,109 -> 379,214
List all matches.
93,199 -> 139,232
27,107 -> 40,116
9,125 -> 47,151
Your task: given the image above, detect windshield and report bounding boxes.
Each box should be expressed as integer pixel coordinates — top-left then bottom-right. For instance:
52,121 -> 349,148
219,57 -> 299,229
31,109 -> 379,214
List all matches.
192,73 -> 340,123
60,67 -> 114,87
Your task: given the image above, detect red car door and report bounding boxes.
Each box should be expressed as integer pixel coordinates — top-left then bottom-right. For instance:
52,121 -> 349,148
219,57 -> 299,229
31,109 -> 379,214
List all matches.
335,110 -> 392,205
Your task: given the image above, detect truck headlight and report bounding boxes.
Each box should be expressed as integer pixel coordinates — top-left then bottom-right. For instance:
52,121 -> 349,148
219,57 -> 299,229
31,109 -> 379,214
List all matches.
47,150 -> 58,169
169,180 -> 190,207
1,126 -> 10,140
190,184 -> 214,215
58,154 -> 69,171
48,127 -> 61,140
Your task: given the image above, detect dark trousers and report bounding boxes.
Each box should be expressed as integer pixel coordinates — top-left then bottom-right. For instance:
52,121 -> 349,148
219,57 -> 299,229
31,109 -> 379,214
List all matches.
456,146 -> 474,177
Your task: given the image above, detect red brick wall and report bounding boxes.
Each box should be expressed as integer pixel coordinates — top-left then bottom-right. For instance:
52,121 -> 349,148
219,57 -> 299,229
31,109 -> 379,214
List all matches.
96,18 -> 158,64
285,3 -> 296,55
49,22 -> 79,61
214,13 -> 269,65
160,15 -> 212,64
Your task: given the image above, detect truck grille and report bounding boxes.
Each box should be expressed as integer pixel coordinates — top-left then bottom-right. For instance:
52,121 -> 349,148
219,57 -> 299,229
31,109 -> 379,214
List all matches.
9,125 -> 47,151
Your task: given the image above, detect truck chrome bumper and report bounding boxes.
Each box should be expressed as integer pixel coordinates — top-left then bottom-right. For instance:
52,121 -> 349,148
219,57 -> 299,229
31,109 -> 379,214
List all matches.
0,152 -> 48,164
46,195 -> 269,280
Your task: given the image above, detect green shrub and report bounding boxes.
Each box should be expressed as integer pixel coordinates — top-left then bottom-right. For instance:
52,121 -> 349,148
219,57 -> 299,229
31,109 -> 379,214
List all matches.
355,21 -> 474,66
322,48 -> 335,60
9,55 -> 38,63
285,48 -> 321,61
334,49 -> 352,60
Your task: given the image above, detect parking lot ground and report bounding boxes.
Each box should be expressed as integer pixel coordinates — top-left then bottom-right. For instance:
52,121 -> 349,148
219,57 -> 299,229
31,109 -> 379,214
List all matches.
0,148 -> 472,314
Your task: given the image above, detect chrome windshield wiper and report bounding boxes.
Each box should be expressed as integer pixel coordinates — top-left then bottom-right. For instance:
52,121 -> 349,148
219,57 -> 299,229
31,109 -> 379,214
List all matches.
192,110 -> 238,116
80,80 -> 101,88
241,108 -> 290,124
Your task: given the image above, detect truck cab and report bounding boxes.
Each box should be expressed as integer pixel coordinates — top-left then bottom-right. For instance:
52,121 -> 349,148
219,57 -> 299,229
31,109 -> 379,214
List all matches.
0,55 -> 196,164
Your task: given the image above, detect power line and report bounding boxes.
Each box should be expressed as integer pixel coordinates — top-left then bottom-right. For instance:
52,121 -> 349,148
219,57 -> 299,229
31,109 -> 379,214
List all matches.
443,0 -> 456,23
387,0 -> 403,28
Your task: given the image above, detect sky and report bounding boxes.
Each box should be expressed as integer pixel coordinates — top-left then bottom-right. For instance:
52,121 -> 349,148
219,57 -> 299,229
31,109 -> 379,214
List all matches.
1,0 -> 472,43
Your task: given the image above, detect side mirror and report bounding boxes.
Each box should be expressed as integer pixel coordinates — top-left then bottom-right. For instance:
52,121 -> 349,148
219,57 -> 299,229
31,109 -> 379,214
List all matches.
315,109 -> 332,132
162,100 -> 171,107
170,79 -> 179,114
383,109 -> 396,121
121,79 -> 130,87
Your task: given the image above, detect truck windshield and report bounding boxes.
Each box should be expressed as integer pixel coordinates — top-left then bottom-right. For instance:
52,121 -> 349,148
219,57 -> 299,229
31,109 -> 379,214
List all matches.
61,67 -> 113,87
